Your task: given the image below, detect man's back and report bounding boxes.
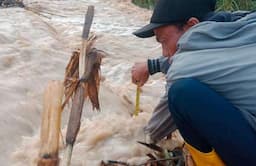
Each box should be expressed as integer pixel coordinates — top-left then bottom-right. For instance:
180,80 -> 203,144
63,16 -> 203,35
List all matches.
168,12 -> 256,129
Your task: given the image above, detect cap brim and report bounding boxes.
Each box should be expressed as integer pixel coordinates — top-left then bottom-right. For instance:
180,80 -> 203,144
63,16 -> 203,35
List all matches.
133,23 -> 165,38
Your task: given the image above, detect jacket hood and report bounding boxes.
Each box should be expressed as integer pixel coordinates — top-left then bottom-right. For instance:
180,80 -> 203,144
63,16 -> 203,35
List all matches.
177,11 -> 256,52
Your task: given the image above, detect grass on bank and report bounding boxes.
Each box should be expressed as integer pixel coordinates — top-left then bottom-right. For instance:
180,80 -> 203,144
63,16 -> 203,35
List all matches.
132,0 -> 256,11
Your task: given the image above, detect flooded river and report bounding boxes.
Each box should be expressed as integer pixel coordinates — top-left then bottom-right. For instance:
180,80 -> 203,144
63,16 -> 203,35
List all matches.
0,0 -> 170,165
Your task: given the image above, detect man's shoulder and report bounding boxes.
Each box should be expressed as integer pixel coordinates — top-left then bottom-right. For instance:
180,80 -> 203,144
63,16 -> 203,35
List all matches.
177,11 -> 256,52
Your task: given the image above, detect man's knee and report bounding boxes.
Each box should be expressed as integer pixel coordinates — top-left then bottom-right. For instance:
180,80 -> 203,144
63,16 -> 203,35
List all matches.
169,78 -> 198,101
168,78 -> 201,113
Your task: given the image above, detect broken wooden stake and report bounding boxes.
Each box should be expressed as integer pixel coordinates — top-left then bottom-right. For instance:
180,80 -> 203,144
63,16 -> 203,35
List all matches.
79,5 -> 95,78
62,5 -> 95,166
38,81 -> 64,166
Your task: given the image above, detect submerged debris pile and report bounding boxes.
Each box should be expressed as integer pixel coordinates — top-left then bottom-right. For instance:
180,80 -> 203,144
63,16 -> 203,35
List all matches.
37,5 -> 108,166
101,141 -> 188,166
0,0 -> 24,8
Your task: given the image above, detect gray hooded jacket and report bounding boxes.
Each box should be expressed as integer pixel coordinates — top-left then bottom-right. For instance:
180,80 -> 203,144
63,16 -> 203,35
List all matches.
145,11 -> 256,142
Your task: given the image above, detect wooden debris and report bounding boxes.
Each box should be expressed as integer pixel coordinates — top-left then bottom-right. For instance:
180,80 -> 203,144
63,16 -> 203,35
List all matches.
62,5 -> 106,166
100,140 -> 187,166
62,38 -> 104,110
137,141 -> 163,152
79,5 -> 95,78
38,81 -> 64,166
101,160 -> 129,166
100,157 -> 184,166
137,141 -> 185,166
62,45 -> 105,166
100,142 -> 186,166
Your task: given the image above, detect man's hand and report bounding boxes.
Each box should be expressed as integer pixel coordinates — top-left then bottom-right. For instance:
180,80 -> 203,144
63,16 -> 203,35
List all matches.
131,62 -> 149,87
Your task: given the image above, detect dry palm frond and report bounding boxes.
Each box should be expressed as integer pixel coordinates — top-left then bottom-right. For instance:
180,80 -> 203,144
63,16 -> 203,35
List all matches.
62,35 -> 106,110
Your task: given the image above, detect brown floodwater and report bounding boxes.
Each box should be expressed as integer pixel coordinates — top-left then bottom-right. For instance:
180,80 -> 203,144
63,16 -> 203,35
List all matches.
0,0 -> 181,165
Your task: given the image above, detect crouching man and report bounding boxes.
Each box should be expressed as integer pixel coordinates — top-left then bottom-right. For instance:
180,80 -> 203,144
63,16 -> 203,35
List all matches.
132,0 -> 256,165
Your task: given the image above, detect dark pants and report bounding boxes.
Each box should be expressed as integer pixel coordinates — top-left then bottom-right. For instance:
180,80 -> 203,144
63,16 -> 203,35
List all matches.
168,78 -> 256,166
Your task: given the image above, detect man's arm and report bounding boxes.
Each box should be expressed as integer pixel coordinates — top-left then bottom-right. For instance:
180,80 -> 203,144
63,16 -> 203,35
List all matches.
148,56 -> 171,75
132,56 -> 176,142
144,87 -> 177,142
131,56 -> 172,86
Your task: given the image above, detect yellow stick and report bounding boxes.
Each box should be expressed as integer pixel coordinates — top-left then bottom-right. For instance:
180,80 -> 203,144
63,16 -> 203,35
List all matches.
134,85 -> 141,116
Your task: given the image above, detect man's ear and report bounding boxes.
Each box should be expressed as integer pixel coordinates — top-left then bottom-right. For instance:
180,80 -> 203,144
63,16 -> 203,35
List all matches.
184,17 -> 200,30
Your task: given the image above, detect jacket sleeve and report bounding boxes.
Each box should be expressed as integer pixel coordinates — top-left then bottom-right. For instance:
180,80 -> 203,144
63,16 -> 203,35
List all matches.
144,83 -> 177,142
148,56 -> 172,75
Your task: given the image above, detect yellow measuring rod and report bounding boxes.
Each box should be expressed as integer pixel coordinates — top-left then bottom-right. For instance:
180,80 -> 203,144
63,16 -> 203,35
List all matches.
134,85 -> 141,116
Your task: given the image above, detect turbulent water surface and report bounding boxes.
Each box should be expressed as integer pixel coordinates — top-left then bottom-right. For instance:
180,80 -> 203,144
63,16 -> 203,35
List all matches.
0,0 -> 172,165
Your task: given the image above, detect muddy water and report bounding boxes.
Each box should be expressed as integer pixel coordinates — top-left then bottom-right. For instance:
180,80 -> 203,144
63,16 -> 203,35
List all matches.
0,0 -> 170,165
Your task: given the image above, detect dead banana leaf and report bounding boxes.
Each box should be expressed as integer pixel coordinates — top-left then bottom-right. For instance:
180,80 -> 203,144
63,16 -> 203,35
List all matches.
62,36 -> 106,111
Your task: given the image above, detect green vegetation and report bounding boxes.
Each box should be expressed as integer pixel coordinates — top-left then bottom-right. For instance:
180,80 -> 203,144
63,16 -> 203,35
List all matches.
217,0 -> 256,11
132,0 -> 156,9
132,0 -> 256,11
